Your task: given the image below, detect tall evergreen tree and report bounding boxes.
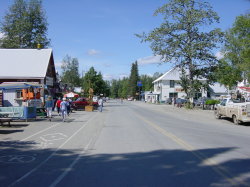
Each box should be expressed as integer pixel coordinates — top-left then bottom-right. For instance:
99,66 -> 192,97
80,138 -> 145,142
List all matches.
129,61 -> 139,98
140,74 -> 154,91
0,0 -> 50,48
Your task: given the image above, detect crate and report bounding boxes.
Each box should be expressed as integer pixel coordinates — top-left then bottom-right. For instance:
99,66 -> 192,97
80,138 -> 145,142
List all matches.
85,105 -> 94,112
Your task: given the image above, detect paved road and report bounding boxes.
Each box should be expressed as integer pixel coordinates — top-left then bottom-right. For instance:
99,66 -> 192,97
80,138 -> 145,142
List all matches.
0,100 -> 250,187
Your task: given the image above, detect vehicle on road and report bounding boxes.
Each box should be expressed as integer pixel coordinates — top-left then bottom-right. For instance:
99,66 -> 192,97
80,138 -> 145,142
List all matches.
214,98 -> 250,125
175,98 -> 187,107
71,97 -> 98,110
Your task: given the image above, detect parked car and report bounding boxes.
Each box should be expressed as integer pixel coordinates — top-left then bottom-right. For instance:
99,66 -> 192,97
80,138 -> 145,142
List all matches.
214,98 -> 250,125
175,98 -> 187,107
71,97 -> 98,110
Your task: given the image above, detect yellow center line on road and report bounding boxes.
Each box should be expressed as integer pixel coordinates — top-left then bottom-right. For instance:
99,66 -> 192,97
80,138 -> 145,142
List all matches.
135,113 -> 248,187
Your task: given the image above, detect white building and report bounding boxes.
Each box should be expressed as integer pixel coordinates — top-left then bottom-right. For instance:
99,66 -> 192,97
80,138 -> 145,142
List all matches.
150,68 -> 227,102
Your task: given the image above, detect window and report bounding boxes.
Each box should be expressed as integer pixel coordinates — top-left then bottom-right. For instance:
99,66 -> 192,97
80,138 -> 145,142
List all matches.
16,90 -> 22,99
169,92 -> 178,98
170,80 -> 175,88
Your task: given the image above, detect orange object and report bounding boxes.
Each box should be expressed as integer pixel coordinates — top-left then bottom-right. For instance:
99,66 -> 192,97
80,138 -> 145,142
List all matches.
22,88 -> 40,100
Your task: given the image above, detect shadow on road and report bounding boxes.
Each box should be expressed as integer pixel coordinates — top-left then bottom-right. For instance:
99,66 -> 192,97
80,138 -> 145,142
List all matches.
0,129 -> 24,134
0,141 -> 249,186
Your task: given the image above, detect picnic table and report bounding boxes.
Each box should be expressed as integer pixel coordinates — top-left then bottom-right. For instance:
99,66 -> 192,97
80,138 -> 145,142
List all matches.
0,114 -> 12,126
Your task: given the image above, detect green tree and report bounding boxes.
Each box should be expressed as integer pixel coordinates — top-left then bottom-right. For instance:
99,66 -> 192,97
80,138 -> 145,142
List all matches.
214,60 -> 242,90
26,0 -> 50,48
82,67 -> 109,96
61,55 -> 80,87
222,13 -> 250,85
137,0 -> 224,101
0,0 -> 50,48
119,78 -> 129,98
110,79 -> 119,98
140,74 -> 154,91
129,61 -> 139,98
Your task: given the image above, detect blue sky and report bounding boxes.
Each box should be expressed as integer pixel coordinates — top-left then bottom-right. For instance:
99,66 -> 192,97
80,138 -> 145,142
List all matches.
0,0 -> 249,80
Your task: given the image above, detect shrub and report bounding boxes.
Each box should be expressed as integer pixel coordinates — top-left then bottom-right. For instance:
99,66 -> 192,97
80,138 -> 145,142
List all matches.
205,99 -> 220,105
184,102 -> 193,109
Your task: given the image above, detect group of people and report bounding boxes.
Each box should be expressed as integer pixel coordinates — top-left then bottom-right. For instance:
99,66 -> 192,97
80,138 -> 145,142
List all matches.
45,96 -> 104,121
45,96 -> 72,122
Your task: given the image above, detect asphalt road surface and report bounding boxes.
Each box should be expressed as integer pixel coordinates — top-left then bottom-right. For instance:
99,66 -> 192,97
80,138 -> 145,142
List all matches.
0,100 -> 250,187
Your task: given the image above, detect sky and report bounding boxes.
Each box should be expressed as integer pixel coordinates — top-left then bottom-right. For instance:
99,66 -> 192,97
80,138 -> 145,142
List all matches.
0,0 -> 249,80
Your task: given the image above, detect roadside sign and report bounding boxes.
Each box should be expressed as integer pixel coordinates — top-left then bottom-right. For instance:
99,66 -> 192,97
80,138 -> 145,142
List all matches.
137,81 -> 142,87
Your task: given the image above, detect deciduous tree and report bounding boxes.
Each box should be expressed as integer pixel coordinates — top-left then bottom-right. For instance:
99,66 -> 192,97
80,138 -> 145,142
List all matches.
222,13 -> 250,85
137,0 -> 224,101
82,67 -> 109,97
61,55 -> 80,87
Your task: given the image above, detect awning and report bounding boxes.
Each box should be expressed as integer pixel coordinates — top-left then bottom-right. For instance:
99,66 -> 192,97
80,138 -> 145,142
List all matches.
0,82 -> 43,90
238,87 -> 250,93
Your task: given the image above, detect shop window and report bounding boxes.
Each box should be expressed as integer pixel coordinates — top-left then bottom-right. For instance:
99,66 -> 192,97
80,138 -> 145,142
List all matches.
16,90 -> 22,99
170,80 -> 175,88
194,92 -> 202,99
169,92 -> 178,98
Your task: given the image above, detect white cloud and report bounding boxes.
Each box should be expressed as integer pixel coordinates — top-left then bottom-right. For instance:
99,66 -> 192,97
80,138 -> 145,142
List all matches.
103,74 -> 114,80
215,51 -> 224,60
55,62 -> 62,68
137,55 -> 163,65
102,73 -> 129,80
119,73 -> 129,79
0,32 -> 5,39
87,49 -> 100,56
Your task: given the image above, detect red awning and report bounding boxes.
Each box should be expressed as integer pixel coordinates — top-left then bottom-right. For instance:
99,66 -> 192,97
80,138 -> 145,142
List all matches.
238,87 -> 250,92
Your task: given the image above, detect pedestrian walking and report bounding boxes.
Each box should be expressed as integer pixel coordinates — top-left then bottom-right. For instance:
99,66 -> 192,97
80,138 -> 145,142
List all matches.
98,97 -> 103,112
52,97 -> 57,111
56,97 -> 62,115
173,97 -> 176,107
45,96 -> 53,121
67,98 -> 71,116
60,98 -> 68,122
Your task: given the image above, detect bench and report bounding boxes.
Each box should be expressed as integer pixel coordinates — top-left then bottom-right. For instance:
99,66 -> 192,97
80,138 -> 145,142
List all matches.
0,118 -> 12,126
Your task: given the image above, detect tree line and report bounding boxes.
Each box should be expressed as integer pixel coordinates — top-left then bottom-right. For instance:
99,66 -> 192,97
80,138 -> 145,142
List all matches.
0,0 -> 249,100
60,57 -> 158,98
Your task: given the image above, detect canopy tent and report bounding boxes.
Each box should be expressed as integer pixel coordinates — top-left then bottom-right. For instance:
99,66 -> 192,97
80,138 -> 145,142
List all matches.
64,92 -> 79,98
238,86 -> 250,93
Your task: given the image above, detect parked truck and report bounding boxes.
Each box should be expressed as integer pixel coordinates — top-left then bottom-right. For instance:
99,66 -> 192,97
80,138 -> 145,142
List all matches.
214,98 -> 250,125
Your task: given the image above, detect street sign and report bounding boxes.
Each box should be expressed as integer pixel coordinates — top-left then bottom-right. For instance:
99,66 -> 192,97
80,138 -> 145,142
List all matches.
137,81 -> 142,87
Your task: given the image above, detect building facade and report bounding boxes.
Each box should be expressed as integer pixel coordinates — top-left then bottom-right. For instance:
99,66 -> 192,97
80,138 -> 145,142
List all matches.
151,68 -> 227,102
0,49 -> 58,105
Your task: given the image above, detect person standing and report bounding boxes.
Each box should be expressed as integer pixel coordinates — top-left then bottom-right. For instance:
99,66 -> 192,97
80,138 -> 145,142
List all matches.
45,96 -> 53,121
60,98 -> 68,122
67,98 -> 71,116
56,97 -> 62,115
98,97 -> 103,112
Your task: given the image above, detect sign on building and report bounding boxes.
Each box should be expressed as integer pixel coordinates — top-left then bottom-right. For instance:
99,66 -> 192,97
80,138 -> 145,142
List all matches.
46,76 -> 53,86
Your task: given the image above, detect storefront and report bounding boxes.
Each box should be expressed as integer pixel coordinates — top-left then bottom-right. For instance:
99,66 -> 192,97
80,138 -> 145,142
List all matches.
0,49 -> 58,102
